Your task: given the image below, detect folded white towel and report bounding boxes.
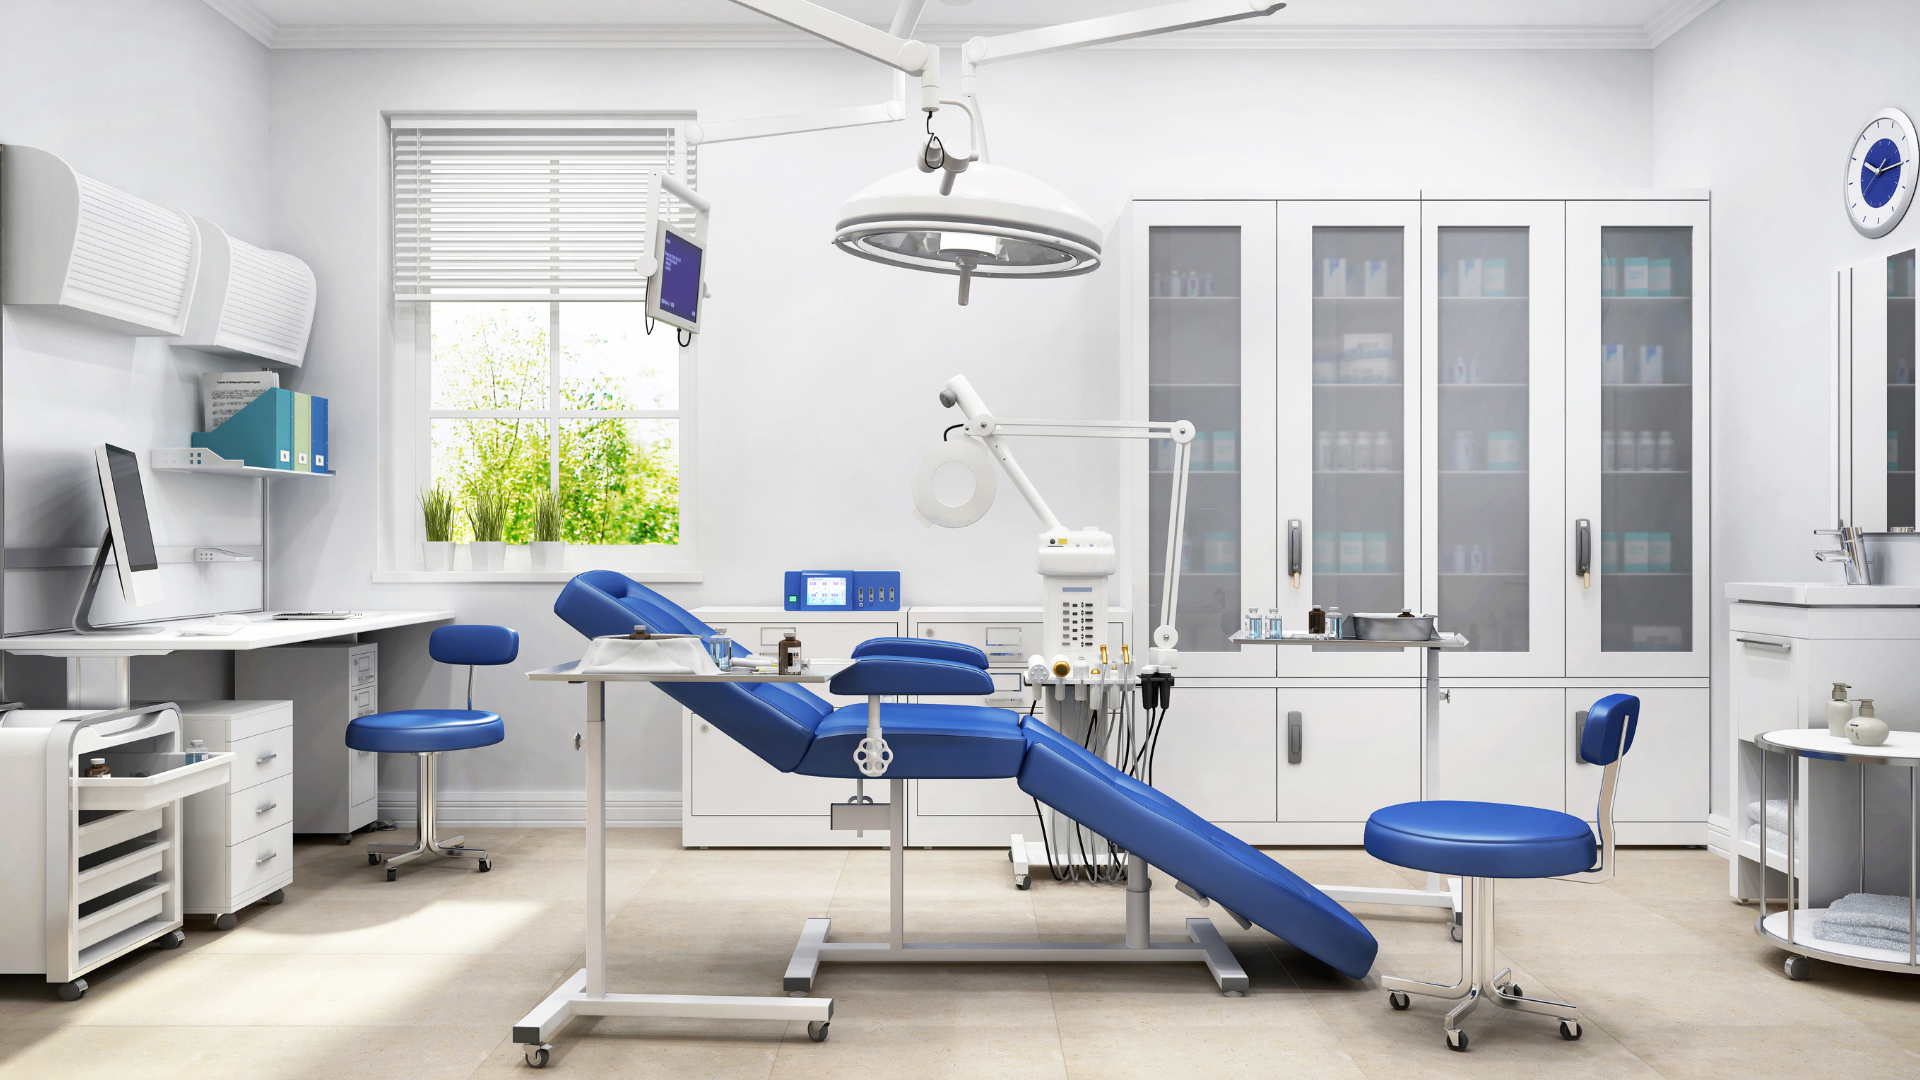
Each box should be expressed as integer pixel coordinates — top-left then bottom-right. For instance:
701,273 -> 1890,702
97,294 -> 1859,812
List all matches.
578,635 -> 720,675
1743,822 -> 1803,854
1745,799 -> 1794,835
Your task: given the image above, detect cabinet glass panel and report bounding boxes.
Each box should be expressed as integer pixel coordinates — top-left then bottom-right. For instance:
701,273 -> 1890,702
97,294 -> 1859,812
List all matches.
1891,248 -> 1916,528
1599,227 -> 1692,652
1312,228 -> 1405,617
1149,226 -> 1241,652
1437,227 -> 1528,652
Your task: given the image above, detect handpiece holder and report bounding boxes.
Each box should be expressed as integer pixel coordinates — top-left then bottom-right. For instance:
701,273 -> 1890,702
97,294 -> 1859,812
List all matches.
72,529 -> 164,635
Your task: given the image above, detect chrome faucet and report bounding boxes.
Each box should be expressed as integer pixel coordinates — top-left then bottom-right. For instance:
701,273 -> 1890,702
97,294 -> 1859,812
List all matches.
1814,525 -> 1871,585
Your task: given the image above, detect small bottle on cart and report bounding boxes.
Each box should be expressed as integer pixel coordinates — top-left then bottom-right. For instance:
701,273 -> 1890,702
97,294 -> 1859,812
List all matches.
1266,607 -> 1283,640
1246,607 -> 1264,639
85,758 -> 110,778
184,740 -> 208,765
778,631 -> 803,675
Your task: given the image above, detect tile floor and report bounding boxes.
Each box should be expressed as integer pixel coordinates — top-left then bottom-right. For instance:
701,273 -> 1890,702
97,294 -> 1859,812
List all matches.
2,831 -> 1917,1079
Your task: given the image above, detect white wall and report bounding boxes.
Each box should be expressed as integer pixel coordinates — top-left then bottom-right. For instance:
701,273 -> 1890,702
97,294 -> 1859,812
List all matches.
0,0 -> 271,644
1652,0 -> 1920,821
267,43 -> 1656,819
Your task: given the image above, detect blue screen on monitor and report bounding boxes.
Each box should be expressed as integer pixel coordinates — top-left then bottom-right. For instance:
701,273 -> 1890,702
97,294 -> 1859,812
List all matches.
657,230 -> 702,325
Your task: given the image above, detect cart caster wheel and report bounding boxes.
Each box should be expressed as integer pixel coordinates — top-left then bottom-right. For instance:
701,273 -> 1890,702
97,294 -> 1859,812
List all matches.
338,833 -> 353,845
1007,850 -> 1013,862
1015,874 -> 1031,890
1559,1020 -> 1582,1041
1785,954 -> 1811,981
479,859 -> 491,873
1388,991 -> 1410,1010
368,853 -> 382,865
386,867 -> 397,882
524,1044 -> 550,1068
157,929 -> 185,949
213,913 -> 237,931
57,978 -> 87,1001
807,1021 -> 830,1043
264,889 -> 285,905
1223,989 -> 1244,998
1445,1029 -> 1468,1052
1450,924 -> 1463,943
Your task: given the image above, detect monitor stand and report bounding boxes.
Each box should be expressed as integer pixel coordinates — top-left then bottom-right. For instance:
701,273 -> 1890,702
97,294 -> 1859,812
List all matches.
72,530 -> 164,635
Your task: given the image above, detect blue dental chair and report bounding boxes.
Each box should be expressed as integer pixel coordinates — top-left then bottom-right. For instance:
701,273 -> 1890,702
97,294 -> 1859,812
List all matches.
1364,693 -> 1640,1052
349,624 -> 520,879
553,571 -> 1381,988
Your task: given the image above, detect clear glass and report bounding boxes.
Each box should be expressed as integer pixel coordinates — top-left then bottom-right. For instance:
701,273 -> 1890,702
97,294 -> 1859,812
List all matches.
430,302 -> 550,410
1889,250 -> 1916,527
559,302 -> 679,411
1312,227 -> 1405,621
1600,227 -> 1692,652
1148,226 -> 1241,652
1436,227 -> 1529,653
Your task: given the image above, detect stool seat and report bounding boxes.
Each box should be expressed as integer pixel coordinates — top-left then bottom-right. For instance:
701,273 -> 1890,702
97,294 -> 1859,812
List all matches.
1364,800 -> 1596,880
346,709 -> 505,754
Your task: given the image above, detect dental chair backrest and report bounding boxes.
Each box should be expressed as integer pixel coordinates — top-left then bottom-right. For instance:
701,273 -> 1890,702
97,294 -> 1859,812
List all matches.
553,571 -> 833,771
1574,693 -> 1640,881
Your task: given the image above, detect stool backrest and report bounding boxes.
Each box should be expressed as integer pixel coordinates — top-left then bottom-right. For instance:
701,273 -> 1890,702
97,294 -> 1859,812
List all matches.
1571,693 -> 1641,882
430,624 -> 519,711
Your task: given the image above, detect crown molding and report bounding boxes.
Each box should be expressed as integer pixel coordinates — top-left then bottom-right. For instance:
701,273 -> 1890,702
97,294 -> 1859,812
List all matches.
199,0 -> 275,47
1645,0 -> 1724,48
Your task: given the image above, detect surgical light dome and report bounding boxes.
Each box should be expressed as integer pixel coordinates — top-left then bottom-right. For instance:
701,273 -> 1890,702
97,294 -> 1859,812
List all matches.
832,162 -> 1102,304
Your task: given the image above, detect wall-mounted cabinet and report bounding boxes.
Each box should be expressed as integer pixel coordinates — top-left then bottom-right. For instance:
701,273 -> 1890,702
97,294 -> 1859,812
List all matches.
1835,246 -> 1918,531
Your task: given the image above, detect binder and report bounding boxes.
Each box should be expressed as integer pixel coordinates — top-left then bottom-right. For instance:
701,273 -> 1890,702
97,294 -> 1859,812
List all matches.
190,387 -> 295,469
293,392 -> 312,473
312,396 -> 329,473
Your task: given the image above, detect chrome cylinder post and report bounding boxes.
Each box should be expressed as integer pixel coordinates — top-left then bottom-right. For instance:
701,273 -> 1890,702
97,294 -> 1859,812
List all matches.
1125,854 -> 1149,949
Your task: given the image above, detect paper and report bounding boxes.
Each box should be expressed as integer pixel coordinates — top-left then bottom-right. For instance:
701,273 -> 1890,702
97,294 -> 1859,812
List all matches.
578,635 -> 720,675
202,371 -> 279,430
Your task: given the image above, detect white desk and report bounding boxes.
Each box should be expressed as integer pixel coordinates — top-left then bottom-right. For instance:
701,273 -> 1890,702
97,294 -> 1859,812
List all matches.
5,610 -> 456,709
512,661 -> 834,1065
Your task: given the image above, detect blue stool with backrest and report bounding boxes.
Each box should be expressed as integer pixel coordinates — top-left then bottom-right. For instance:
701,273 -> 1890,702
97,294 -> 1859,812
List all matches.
1364,693 -> 1641,1052
350,624 -> 519,880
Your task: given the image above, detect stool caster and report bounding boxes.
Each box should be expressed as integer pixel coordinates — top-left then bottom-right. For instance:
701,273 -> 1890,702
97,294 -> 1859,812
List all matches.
213,913 -> 237,931
479,859 -> 492,873
807,1021 -> 830,1043
57,978 -> 87,1001
1450,924 -> 1463,942
157,929 -> 185,949
1388,991 -> 1410,1010
524,1043 -> 551,1068
368,853 -> 383,865
1014,874 -> 1030,890
1784,954 -> 1811,981
1559,1020 -> 1582,1041
1445,1028 -> 1468,1052
386,867 -> 398,882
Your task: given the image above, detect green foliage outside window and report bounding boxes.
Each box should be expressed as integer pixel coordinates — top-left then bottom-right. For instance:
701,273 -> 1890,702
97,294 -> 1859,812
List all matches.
431,305 -> 679,545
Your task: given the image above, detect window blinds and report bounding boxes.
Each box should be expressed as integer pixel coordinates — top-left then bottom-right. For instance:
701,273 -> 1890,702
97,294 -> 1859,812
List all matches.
390,119 -> 696,301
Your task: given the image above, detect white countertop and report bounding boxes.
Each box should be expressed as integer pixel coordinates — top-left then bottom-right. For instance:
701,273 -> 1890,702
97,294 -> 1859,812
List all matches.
2,610 -> 456,655
1727,582 -> 1920,606
1756,727 -> 1920,764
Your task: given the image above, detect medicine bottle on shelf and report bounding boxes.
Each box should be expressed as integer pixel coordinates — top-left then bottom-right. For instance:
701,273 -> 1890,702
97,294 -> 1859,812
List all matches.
85,758 -> 111,778
778,631 -> 803,675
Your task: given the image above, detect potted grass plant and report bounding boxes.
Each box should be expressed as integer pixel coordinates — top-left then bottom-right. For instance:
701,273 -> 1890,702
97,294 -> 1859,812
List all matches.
531,488 -> 566,572
465,487 -> 510,572
420,486 -> 456,571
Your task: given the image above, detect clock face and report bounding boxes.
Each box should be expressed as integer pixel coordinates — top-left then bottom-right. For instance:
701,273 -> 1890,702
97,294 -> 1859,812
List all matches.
1847,108 -> 1918,238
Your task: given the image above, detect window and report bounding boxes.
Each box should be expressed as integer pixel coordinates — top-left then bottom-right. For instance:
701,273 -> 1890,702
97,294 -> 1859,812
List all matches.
382,115 -> 699,576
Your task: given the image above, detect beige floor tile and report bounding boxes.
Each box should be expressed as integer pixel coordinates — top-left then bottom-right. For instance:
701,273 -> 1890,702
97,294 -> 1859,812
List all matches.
767,1020 -> 1068,1080
1620,1021 -> 1920,1079
1056,1018 -> 1367,1080
171,1024 -> 504,1080
475,1015 -> 786,1077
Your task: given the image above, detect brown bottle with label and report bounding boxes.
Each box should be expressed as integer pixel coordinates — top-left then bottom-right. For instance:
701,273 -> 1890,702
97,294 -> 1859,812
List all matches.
85,758 -> 111,778
1306,606 -> 1327,635
778,631 -> 803,675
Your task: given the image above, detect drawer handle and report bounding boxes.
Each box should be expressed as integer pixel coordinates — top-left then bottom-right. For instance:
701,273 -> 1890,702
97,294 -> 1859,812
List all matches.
256,752 -> 278,764
255,801 -> 277,814
256,851 -> 278,864
1735,637 -> 1791,652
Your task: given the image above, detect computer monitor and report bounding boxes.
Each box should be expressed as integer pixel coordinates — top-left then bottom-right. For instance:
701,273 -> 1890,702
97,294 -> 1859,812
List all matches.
645,224 -> 704,334
74,443 -> 163,633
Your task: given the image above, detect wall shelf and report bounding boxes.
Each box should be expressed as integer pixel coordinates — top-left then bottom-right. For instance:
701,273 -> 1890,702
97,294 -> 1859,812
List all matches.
150,448 -> 333,478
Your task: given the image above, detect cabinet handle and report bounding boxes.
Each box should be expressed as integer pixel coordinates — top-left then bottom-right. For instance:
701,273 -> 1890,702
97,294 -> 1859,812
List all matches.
1575,518 -> 1592,588
255,801 -> 278,814
255,752 -> 278,764
1287,519 -> 1303,588
256,850 -> 278,864
1735,637 -> 1792,652
1287,710 -> 1303,764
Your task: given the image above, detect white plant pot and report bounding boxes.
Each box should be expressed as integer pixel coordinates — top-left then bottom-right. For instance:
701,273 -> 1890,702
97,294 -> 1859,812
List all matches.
422,540 -> 453,572
531,540 -> 567,572
470,540 -> 506,572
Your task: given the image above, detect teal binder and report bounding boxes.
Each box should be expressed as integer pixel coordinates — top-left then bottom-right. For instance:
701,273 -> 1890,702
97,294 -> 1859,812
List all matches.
191,388 -> 296,470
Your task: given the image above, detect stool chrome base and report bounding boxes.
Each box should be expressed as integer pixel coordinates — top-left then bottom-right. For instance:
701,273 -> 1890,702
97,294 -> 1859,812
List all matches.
366,751 -> 489,877
1379,877 -> 1582,1051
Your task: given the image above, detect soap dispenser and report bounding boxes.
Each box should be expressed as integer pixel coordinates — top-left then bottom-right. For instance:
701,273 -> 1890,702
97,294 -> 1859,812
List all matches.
1826,683 -> 1854,736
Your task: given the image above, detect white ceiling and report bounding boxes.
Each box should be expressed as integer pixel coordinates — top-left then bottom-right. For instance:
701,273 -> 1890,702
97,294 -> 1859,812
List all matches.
203,0 -> 1725,49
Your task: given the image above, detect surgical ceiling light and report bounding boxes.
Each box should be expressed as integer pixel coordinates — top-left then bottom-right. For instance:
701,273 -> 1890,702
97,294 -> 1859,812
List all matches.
701,0 -> 1287,304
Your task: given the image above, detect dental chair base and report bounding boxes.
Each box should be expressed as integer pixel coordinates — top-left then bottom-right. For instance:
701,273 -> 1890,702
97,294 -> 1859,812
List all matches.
783,778 -> 1249,996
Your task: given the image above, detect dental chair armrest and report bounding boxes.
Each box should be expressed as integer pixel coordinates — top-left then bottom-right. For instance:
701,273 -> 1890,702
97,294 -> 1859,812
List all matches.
829,657 -> 995,697
850,637 -> 989,669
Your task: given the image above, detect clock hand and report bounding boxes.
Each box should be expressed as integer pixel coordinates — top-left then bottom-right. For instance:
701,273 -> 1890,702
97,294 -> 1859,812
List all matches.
1865,158 -> 1889,177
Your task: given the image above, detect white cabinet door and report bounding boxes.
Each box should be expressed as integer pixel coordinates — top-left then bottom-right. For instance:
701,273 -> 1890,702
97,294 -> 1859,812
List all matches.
1566,687 -> 1708,825
1420,201 -> 1566,677
1836,248 -> 1917,530
1434,686 -> 1565,811
1566,200 -> 1711,677
1149,687 -> 1277,822
1130,200 -> 1278,678
686,712 -> 851,817
1274,686 -> 1420,823
1277,199 -> 1424,676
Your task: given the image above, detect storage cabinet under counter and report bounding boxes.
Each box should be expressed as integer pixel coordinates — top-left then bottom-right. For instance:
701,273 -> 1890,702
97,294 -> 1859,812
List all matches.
236,643 -> 380,842
179,700 -> 295,927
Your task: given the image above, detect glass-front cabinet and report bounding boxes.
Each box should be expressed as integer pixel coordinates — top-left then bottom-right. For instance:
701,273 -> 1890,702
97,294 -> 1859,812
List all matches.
1567,201 -> 1711,677
1131,201 -> 1277,678
1421,202 -> 1566,676
1837,247 -> 1919,531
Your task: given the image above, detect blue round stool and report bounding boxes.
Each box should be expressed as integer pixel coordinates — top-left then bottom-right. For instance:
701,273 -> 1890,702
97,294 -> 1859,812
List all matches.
1363,693 -> 1640,1052
349,624 -> 518,879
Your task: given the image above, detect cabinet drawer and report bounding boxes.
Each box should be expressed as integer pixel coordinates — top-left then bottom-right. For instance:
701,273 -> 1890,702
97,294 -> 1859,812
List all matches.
181,700 -> 293,745
78,807 -> 163,857
351,648 -> 377,687
230,774 -> 294,844
350,684 -> 377,718
77,883 -> 168,950
230,824 -> 293,896
227,727 -> 293,789
77,839 -> 169,904
348,748 -> 378,809
77,753 -> 231,811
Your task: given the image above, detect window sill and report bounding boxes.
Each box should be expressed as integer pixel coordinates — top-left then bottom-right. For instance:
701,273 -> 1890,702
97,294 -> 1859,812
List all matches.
373,570 -> 702,584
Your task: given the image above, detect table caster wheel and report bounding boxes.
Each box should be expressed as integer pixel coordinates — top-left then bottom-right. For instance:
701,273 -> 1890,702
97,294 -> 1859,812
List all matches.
1222,990 -> 1244,998
368,853 -> 382,865
1450,924 -> 1463,943
1446,1029 -> 1468,1052
807,1021 -> 830,1043
386,867 -> 398,882
524,1043 -> 550,1068
479,859 -> 492,873
214,913 -> 237,931
264,890 -> 286,905
1388,991 -> 1410,1010
1559,1020 -> 1582,1041
57,978 -> 87,1001
1015,874 -> 1031,890
157,929 -> 185,949
1785,954 -> 1810,981
338,833 -> 353,845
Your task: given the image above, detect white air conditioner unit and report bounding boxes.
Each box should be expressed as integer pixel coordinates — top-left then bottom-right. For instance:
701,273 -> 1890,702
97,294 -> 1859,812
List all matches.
0,145 -> 200,336
173,218 -> 316,367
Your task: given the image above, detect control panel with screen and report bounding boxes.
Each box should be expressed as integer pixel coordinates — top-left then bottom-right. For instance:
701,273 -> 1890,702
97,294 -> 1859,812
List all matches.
646,226 -> 704,334
784,570 -> 901,612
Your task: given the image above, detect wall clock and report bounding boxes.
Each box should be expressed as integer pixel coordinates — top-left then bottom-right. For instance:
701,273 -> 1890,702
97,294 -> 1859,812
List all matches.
1846,107 -> 1917,238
